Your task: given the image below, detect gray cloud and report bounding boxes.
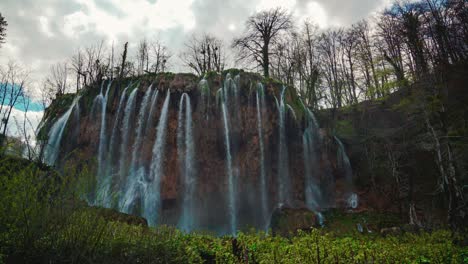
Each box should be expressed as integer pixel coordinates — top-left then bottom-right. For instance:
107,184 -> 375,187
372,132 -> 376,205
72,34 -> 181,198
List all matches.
297,0 -> 386,25
94,0 -> 127,18
0,0 -> 389,94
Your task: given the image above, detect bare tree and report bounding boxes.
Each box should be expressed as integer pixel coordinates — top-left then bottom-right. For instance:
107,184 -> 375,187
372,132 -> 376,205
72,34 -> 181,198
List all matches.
375,15 -> 407,92
340,27 -> 359,105
0,62 -> 28,148
300,21 -> 321,109
46,62 -> 69,96
233,7 -> 293,77
71,49 -> 85,92
118,42 -> 129,79
181,33 -> 225,76
317,29 -> 344,109
136,39 -> 150,75
151,40 -> 171,74
70,41 -> 108,89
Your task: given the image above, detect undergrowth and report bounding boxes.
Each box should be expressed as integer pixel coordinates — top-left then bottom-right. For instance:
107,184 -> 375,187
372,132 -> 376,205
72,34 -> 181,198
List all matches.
0,156 -> 466,263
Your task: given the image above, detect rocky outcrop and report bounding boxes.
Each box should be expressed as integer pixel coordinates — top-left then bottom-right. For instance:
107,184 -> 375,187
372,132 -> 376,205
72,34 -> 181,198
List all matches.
270,207 -> 319,236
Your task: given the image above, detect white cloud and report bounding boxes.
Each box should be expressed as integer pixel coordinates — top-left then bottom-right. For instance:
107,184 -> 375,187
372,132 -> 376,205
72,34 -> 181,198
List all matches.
65,0 -> 196,42
3,107 -> 44,145
39,16 -> 55,37
256,0 -> 296,11
294,2 -> 329,28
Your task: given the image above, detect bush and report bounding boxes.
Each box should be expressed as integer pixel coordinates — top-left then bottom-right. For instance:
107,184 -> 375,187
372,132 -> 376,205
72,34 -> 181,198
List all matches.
0,156 -> 466,263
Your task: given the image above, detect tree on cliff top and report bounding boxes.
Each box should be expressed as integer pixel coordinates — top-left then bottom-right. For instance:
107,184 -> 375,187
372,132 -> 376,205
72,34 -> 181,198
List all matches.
0,13 -> 7,47
233,7 -> 292,78
181,33 -> 225,76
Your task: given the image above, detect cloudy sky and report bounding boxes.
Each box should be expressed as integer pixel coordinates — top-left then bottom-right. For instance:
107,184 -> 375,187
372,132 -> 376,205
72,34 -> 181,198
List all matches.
0,0 -> 394,86
0,0 -> 392,139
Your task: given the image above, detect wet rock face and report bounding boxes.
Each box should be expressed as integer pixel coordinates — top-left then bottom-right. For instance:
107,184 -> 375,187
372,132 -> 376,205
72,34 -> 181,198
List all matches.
50,72 -> 344,233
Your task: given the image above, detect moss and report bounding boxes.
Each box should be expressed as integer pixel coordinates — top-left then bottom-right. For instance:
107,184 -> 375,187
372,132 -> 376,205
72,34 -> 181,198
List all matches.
322,209 -> 403,236
335,120 -> 356,138
263,76 -> 283,87
204,70 -> 220,80
222,68 -> 243,77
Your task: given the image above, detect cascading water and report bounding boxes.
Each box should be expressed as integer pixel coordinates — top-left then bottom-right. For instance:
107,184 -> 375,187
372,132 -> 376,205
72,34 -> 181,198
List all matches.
43,96 -> 81,165
95,80 -> 113,204
177,93 -> 196,232
256,83 -> 268,229
286,104 -> 297,121
106,85 -> 130,180
98,85 -> 129,208
217,74 -> 239,235
335,136 -> 358,209
129,86 -> 153,176
302,109 -> 322,212
198,77 -> 210,120
221,96 -> 236,235
142,91 -> 171,226
118,88 -> 138,187
120,86 -> 154,212
277,86 -> 291,206
145,89 -> 160,137
43,72 -> 363,235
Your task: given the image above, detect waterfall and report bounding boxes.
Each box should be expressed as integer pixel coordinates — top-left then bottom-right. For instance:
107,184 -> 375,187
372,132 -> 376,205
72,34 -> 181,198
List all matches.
118,88 -> 138,185
223,73 -> 240,114
44,96 -> 81,165
119,86 -> 154,213
145,89 -> 160,137
302,109 -> 322,212
90,81 -> 105,118
106,85 -> 130,178
198,78 -> 210,120
143,91 -> 171,226
335,136 -> 357,209
129,86 -> 153,177
177,93 -> 196,232
221,98 -> 236,235
277,87 -> 290,206
256,83 -> 268,229
96,85 -> 129,208
335,136 -> 352,183
286,104 -> 297,121
97,81 -> 112,184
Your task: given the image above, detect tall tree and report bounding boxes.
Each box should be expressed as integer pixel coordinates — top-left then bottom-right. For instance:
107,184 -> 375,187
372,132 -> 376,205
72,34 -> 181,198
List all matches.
0,13 -> 7,47
233,7 -> 292,77
151,40 -> 171,74
181,34 -> 225,76
136,39 -> 150,75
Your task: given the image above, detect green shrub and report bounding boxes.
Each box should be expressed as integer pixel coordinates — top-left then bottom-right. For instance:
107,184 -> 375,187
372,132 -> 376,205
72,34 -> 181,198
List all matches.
0,156 -> 466,263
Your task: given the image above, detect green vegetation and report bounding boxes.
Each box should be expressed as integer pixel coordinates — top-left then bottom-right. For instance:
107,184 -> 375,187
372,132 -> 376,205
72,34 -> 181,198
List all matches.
222,68 -> 244,77
334,120 -> 356,138
0,156 -> 466,263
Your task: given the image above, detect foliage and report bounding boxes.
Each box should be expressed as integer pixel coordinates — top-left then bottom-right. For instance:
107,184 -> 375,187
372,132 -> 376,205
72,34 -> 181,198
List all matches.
0,156 -> 466,263
222,68 -> 243,78
335,120 -> 356,138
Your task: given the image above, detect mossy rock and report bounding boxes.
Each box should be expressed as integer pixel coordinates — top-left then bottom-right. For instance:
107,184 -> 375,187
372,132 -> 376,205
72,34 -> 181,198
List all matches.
270,207 -> 319,236
85,206 -> 148,227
